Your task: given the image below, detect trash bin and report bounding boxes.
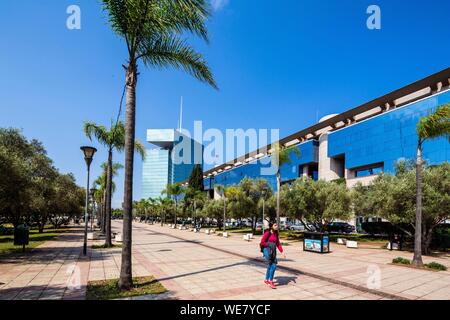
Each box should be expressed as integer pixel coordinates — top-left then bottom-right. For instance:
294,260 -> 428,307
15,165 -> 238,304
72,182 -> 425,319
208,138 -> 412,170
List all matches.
388,233 -> 403,251
303,232 -> 330,253
14,224 -> 30,251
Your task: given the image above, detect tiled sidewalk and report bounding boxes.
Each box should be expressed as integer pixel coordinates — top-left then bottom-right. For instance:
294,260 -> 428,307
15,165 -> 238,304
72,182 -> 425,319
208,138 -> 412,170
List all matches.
1,221 -> 449,300
106,222 -> 383,300
0,227 -> 89,300
146,223 -> 450,300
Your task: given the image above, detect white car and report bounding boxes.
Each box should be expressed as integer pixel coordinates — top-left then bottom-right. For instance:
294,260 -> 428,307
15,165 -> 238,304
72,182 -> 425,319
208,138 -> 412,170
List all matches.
289,224 -> 305,231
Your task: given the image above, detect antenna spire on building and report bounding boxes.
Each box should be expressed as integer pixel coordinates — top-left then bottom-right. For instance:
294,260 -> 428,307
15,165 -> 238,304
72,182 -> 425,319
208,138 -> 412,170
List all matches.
179,96 -> 183,131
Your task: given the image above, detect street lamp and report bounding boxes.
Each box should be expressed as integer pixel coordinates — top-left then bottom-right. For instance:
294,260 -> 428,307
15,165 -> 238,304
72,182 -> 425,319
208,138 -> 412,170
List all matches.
262,187 -> 268,232
90,187 -> 97,232
218,186 -> 226,233
80,146 -> 97,256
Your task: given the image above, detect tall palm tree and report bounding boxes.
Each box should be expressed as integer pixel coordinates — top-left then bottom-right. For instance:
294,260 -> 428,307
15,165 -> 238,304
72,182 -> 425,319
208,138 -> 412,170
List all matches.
102,0 -> 217,290
163,183 -> 184,227
93,171 -> 107,232
84,121 -> 145,247
93,162 -> 124,234
412,104 -> 450,267
272,143 -> 300,226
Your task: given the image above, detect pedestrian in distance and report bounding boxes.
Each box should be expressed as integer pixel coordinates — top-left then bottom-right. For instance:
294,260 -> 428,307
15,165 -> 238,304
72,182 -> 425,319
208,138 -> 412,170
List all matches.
260,222 -> 286,289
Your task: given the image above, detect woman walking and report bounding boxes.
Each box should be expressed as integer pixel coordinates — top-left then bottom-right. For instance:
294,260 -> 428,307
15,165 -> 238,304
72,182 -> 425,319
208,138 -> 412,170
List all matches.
260,222 -> 286,289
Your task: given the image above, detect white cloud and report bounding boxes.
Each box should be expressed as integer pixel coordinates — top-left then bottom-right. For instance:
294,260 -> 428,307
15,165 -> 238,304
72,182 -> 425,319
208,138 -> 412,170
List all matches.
211,0 -> 230,11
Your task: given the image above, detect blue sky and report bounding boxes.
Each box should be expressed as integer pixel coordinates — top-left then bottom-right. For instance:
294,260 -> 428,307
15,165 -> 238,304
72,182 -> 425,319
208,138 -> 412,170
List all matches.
1,0 -> 449,207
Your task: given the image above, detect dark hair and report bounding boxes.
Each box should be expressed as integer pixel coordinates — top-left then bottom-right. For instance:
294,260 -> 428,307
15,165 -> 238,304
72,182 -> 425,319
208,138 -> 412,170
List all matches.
268,222 -> 279,238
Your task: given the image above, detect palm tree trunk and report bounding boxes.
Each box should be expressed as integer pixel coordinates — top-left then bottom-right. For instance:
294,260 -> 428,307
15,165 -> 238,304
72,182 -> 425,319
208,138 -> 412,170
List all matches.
223,197 -> 226,233
174,200 -> 177,227
193,201 -> 196,226
101,191 -> 107,233
412,143 -> 424,267
119,61 -> 137,290
276,171 -> 281,227
104,149 -> 113,247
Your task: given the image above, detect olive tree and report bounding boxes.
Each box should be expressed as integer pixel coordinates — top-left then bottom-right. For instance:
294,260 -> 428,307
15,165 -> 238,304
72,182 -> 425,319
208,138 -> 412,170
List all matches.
281,177 -> 352,231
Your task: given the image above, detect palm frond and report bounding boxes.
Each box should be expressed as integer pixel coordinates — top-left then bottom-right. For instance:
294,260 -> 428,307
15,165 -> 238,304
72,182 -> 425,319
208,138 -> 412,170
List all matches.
102,0 -> 132,51
417,104 -> 450,142
110,121 -> 126,151
111,162 -> 124,175
139,34 -> 217,88
271,142 -> 301,168
83,121 -> 111,147
134,140 -> 147,160
165,0 -> 211,42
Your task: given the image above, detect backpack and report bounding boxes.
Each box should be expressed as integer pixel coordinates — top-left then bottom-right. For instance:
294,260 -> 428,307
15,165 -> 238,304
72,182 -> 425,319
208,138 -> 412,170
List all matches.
260,231 -> 270,253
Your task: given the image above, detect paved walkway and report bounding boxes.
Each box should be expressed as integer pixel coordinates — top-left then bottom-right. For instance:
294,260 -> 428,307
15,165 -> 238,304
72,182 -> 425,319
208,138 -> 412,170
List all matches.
124,222 -> 450,300
0,227 -> 89,300
1,221 -> 449,300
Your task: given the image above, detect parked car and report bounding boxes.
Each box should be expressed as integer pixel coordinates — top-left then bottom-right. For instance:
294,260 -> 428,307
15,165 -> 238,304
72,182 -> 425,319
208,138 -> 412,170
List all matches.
288,224 -> 305,231
327,222 -> 356,234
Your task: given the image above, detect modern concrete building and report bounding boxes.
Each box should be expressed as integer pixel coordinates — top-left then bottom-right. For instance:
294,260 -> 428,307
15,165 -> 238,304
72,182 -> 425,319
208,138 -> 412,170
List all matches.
141,129 -> 203,199
201,68 -> 450,195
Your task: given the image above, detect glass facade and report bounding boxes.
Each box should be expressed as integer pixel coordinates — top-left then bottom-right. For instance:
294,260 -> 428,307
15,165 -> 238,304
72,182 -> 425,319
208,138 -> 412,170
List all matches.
142,129 -> 203,199
328,90 -> 450,173
207,140 -> 319,190
142,149 -> 170,199
204,89 -> 450,192
355,165 -> 383,177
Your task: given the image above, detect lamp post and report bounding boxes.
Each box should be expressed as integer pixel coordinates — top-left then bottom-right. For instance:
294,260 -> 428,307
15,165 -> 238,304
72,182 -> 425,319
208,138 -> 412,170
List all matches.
223,194 -> 226,233
80,146 -> 97,256
262,188 -> 267,232
90,187 -> 97,232
218,186 -> 226,233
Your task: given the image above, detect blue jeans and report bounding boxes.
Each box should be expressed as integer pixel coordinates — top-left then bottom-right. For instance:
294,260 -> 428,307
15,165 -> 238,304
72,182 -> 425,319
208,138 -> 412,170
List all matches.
263,248 -> 277,281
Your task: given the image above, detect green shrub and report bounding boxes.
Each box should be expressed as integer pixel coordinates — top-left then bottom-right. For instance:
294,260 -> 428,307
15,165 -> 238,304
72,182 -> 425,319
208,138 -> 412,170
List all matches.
424,262 -> 447,271
392,257 -> 411,265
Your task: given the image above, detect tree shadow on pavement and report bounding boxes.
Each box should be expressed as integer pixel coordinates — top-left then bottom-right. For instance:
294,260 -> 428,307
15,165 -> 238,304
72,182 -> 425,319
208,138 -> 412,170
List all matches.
156,260 -> 265,282
134,240 -> 201,246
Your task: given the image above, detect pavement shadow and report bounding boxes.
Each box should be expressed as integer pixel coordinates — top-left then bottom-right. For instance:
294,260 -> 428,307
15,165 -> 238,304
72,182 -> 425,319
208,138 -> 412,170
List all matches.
155,260 -> 264,282
274,276 -> 297,286
0,283 -> 86,300
134,240 -> 201,246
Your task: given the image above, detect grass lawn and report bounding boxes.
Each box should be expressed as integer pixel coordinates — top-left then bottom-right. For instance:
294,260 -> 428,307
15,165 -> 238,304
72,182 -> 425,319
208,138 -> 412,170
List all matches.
0,226 -> 69,256
86,276 -> 167,300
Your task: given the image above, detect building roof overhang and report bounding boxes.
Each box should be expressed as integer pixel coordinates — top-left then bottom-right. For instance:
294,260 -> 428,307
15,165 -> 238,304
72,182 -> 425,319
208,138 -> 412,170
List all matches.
198,67 -> 450,179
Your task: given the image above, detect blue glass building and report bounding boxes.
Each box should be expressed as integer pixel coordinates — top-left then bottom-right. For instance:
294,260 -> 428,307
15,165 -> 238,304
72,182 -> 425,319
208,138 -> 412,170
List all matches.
142,129 -> 203,199
201,68 -> 450,194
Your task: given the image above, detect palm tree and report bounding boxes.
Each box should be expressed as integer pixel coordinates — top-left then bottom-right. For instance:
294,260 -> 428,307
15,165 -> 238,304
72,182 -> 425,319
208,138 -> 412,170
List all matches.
102,0 -> 217,290
93,172 -> 107,232
412,104 -> 450,267
155,196 -> 173,226
272,143 -> 300,226
84,121 -> 145,247
144,197 -> 155,223
163,183 -> 184,227
94,162 -> 123,235
93,162 -> 124,234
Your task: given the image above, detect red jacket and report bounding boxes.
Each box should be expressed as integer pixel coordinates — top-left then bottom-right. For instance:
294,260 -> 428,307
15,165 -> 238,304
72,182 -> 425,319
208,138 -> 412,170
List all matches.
260,231 -> 283,253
